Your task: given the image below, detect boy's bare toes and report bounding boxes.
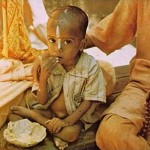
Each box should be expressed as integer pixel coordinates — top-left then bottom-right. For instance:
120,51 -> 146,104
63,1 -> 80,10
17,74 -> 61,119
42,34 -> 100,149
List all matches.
54,137 -> 68,150
11,106 -> 18,111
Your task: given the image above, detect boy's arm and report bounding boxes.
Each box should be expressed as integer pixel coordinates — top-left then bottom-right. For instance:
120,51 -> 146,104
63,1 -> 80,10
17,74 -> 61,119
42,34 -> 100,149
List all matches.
36,57 -> 58,104
64,100 -> 92,125
45,100 -> 93,133
37,76 -> 49,105
32,51 -> 49,81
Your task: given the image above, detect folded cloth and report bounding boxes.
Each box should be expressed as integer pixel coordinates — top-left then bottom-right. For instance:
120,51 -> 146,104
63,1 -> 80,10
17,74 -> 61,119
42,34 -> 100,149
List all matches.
0,59 -> 13,74
0,81 -> 33,107
0,58 -> 34,129
0,58 -> 33,81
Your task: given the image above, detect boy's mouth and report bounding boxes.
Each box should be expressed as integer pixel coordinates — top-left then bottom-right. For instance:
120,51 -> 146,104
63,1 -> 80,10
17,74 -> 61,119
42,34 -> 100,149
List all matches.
56,56 -> 63,59
51,55 -> 62,59
56,56 -> 63,63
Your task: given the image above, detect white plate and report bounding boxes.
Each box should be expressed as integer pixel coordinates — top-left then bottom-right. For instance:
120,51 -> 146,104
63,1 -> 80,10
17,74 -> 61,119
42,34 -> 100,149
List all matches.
3,119 -> 47,147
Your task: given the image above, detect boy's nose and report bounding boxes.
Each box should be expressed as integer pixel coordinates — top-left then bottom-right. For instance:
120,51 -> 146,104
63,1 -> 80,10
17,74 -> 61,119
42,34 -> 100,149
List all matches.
57,40 -> 63,52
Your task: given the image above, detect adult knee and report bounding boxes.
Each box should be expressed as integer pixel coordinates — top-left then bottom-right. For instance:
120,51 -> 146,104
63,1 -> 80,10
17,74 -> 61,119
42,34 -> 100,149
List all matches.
95,117 -> 113,149
96,115 -> 124,149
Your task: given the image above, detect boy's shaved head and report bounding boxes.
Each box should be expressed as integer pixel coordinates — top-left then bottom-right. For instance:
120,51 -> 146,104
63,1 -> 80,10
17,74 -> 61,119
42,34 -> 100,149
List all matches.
48,6 -> 88,38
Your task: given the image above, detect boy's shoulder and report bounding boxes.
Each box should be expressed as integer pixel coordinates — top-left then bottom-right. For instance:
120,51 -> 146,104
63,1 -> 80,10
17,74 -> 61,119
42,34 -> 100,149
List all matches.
81,51 -> 97,61
80,52 -> 99,66
75,52 -> 100,72
70,52 -> 101,78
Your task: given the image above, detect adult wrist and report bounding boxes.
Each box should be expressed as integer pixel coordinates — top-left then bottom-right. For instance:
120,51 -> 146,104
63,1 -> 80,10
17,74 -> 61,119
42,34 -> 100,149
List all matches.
85,34 -> 95,49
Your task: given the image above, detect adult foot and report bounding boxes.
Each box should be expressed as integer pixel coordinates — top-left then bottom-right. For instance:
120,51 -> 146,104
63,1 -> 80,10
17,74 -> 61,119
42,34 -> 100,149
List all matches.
53,137 -> 68,150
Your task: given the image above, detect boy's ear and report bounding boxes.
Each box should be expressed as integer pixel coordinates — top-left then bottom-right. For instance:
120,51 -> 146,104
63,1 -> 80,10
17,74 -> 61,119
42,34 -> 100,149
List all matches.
79,38 -> 87,52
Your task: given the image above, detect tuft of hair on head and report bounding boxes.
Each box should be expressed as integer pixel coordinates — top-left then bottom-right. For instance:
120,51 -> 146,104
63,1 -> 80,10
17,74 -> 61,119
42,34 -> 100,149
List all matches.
50,6 -> 88,38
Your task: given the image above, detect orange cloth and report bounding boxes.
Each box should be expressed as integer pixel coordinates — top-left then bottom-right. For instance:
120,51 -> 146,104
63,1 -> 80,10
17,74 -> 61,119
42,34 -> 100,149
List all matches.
96,114 -> 150,150
1,0 -> 40,61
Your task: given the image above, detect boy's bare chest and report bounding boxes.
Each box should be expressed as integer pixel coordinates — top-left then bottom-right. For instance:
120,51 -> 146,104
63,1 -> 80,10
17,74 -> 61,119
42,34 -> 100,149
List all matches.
50,89 -> 68,118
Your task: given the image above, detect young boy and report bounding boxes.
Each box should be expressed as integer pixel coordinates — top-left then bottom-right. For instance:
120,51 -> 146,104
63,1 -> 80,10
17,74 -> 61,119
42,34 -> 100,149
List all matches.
11,6 -> 108,150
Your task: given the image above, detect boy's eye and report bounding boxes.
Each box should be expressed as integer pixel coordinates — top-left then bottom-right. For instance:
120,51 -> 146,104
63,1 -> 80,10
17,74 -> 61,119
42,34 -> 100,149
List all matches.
64,40 -> 72,44
49,38 -> 56,43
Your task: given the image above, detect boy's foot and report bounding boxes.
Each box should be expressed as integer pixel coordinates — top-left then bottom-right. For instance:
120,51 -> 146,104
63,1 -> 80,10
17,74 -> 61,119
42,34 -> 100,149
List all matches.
54,137 -> 68,150
11,106 -> 37,118
8,113 -> 23,122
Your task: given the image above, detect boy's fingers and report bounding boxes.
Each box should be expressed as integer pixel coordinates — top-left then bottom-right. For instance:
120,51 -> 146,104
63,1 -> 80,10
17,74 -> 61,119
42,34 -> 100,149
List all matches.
55,126 -> 62,133
45,120 -> 51,124
22,51 -> 32,59
11,106 -> 17,110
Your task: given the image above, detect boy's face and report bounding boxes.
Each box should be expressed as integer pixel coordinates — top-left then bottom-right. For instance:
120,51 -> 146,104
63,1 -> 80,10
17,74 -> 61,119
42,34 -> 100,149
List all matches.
47,15 -> 85,69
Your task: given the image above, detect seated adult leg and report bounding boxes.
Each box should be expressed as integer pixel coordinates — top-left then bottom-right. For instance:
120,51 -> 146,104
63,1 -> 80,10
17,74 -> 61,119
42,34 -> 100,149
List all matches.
96,114 -> 150,150
96,82 -> 150,150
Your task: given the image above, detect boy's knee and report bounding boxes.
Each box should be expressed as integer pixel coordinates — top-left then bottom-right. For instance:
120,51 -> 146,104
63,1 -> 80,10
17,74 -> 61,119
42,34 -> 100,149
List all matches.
60,126 -> 80,142
65,127 -> 80,142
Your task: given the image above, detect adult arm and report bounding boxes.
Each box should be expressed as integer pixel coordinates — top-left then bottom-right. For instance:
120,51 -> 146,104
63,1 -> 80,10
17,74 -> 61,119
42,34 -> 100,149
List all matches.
87,0 -> 137,54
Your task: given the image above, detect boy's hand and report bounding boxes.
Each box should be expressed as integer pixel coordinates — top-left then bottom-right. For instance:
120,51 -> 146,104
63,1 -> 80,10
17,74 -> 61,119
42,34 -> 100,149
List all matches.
45,118 -> 68,134
40,57 -> 59,81
32,52 -> 49,81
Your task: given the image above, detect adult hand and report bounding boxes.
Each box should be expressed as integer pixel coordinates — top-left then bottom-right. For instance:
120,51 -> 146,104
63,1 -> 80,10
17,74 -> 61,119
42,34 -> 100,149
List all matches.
85,34 -> 95,49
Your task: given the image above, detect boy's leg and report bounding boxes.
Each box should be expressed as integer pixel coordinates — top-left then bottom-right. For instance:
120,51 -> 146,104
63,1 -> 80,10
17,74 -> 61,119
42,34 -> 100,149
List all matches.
11,106 -> 83,141
11,106 -> 52,128
55,121 -> 83,142
8,93 -> 26,122
53,122 -> 83,150
8,88 -> 39,122
11,106 -> 83,150
96,114 -> 150,150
